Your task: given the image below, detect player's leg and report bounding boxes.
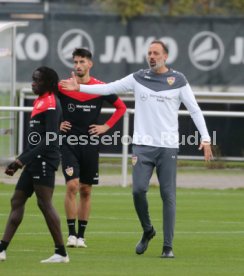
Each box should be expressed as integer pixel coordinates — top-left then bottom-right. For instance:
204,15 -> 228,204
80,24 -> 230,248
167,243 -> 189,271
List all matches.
0,169 -> 32,261
34,184 -> 63,244
34,177 -> 69,263
77,144 -> 99,248
64,178 -> 79,244
78,184 -> 92,222
156,147 -> 178,258
76,183 -> 92,248
1,190 -> 28,240
61,143 -> 80,246
132,145 -> 156,255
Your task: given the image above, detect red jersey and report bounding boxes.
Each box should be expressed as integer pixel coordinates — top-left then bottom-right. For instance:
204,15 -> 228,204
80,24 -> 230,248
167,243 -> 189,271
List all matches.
18,92 -> 62,169
58,76 -> 126,135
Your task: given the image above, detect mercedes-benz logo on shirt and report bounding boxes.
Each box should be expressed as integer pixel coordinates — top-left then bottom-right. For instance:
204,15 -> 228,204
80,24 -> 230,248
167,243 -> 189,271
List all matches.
58,29 -> 94,68
140,93 -> 148,101
188,31 -> 224,71
68,103 -> 75,112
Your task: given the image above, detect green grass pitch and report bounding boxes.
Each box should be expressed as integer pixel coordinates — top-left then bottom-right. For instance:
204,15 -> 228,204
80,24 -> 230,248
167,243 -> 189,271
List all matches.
1,184 -> 244,275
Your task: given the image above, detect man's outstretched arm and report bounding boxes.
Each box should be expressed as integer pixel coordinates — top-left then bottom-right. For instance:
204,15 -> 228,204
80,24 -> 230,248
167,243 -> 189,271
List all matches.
60,72 -> 134,95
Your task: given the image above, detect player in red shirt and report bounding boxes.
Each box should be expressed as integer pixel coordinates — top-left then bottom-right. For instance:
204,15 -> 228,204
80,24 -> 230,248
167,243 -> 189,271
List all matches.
58,48 -> 126,248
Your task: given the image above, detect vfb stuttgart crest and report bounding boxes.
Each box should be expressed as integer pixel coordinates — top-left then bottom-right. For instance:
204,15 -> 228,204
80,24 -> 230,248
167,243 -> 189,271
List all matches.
65,167 -> 74,176
167,77 -> 175,86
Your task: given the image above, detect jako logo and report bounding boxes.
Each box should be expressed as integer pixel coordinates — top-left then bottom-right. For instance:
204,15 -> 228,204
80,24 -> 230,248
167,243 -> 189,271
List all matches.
188,31 -> 224,71
57,29 -> 94,68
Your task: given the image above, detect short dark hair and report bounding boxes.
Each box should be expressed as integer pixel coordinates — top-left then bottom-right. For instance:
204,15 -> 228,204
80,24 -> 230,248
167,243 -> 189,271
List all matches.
72,48 -> 92,60
150,40 -> 169,54
35,66 -> 59,95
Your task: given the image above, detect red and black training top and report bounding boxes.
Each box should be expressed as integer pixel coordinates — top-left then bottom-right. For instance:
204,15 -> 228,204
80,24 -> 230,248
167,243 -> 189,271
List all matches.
18,92 -> 62,169
58,76 -> 126,136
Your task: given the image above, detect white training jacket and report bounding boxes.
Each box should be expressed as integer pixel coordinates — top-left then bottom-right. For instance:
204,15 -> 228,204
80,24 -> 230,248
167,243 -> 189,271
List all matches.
78,68 -> 211,148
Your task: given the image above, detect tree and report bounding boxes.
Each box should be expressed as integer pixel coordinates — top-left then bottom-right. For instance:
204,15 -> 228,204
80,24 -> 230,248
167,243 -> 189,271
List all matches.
96,0 -> 164,21
95,0 -> 244,20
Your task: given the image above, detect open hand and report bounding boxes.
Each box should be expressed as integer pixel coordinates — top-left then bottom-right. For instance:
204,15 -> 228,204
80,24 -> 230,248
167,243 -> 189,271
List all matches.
60,72 -> 79,91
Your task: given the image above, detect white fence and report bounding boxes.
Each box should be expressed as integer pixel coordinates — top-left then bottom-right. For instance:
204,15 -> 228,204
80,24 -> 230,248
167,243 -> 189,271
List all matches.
1,104 -> 244,186
1,88 -> 244,186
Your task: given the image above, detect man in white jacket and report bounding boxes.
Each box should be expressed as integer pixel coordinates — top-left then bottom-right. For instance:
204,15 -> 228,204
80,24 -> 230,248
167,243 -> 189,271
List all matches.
60,40 -> 213,258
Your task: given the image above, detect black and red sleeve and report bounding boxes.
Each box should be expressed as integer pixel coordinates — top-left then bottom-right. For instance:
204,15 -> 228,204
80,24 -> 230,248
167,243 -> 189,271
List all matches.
103,94 -> 127,128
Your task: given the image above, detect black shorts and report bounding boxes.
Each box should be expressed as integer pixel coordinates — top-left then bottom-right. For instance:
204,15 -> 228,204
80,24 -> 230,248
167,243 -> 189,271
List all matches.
16,158 -> 55,197
61,142 -> 99,185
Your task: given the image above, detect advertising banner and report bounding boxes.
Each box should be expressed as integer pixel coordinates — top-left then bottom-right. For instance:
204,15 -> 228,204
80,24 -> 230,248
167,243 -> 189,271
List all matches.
15,15 -> 244,85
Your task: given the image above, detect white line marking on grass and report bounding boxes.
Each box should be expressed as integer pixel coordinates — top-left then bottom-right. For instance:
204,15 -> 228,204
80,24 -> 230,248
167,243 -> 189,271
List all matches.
0,213 -> 147,221
0,192 -> 12,196
177,231 -> 244,234
10,249 -> 50,253
0,192 -> 133,197
2,230 -> 244,236
1,211 -> 242,225
1,191 -> 244,197
1,212 -> 242,225
94,192 -> 132,196
0,232 -> 50,236
90,216 -> 147,221
177,191 -> 244,196
0,213 -> 44,217
89,231 -> 244,235
13,249 -> 36,252
200,220 -> 244,224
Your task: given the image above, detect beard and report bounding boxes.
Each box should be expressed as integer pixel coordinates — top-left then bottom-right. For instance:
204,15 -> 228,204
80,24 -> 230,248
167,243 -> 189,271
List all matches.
76,70 -> 85,78
148,60 -> 165,72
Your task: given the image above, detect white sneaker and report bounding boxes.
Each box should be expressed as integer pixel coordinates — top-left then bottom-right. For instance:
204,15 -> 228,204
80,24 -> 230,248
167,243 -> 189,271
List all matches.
40,253 -> 69,263
77,238 -> 87,248
161,250 -> 174,258
0,250 -> 6,261
66,235 -> 77,247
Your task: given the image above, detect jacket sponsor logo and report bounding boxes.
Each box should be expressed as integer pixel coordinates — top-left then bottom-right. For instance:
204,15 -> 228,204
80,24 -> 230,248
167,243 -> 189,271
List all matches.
68,103 -> 76,112
140,93 -> 148,101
